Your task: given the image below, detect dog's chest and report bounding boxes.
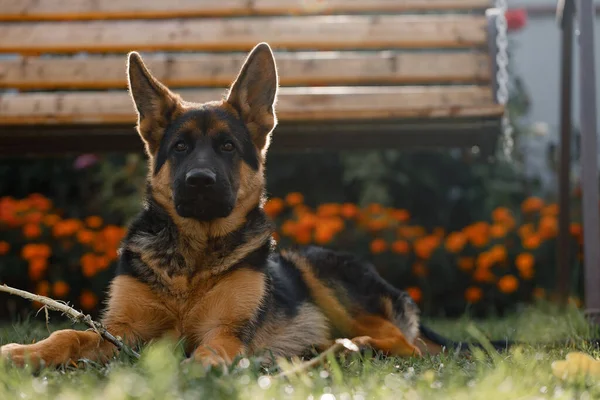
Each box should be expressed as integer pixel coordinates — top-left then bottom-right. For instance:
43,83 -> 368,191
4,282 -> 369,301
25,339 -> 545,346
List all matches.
157,268 -> 266,345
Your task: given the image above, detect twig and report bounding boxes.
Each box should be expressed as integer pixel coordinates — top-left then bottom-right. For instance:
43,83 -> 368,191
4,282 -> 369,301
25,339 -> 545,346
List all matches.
0,284 -> 140,359
274,338 -> 360,379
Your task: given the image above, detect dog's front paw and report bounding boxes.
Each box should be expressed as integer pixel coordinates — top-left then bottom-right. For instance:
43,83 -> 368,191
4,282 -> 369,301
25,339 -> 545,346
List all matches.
1,343 -> 42,368
181,352 -> 229,374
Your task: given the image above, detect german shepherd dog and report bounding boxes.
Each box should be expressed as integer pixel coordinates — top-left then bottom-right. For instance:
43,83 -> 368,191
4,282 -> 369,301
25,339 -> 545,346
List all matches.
1,43 -> 465,369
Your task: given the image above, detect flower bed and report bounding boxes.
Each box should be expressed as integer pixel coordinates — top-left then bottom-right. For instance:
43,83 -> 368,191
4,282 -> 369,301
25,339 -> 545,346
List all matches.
0,193 -> 583,318
265,193 -> 583,316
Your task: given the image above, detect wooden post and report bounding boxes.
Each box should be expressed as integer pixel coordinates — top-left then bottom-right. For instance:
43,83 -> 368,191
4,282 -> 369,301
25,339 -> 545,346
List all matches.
576,0 -> 600,321
557,0 -> 575,304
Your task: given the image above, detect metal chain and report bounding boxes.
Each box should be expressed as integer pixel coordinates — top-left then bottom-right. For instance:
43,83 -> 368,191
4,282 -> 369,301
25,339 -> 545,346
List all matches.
494,0 -> 514,160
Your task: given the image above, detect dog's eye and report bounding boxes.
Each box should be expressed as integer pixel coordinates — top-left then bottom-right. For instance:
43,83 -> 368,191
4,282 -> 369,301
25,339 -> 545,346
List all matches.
221,142 -> 234,152
174,141 -> 188,152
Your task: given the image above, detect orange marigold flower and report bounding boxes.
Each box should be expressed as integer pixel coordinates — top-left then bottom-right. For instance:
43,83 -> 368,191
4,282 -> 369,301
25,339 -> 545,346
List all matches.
27,193 -> 52,211
541,203 -> 559,216
539,215 -> 558,240
370,238 -> 388,254
489,245 -> 507,263
367,218 -> 388,232
53,281 -> 70,298
414,235 -> 440,260
464,222 -> 490,248
28,257 -> 48,281
465,286 -> 483,303
285,192 -> 304,207
490,224 -> 508,238
340,203 -> 359,219
105,247 -> 119,261
297,213 -> 318,231
518,223 -> 535,239
433,227 -> 445,238
473,267 -> 496,283
22,223 -> 42,239
25,211 -> 43,224
367,203 -> 384,215
391,240 -> 410,255
405,287 -> 422,303
98,255 -> 110,270
36,281 -> 50,297
570,223 -> 583,237
102,225 -> 126,247
293,204 -> 311,217
21,243 -> 51,260
314,225 -> 335,245
294,229 -> 312,245
492,207 -> 512,223
457,257 -> 475,272
272,232 -> 280,242
515,253 -> 535,272
522,234 -> 542,250
498,275 -> 519,294
501,216 -> 517,231
470,234 -> 489,248
317,203 -> 341,218
53,219 -> 82,237
445,232 -> 467,253
324,217 -> 344,234
264,198 -> 285,218
476,252 -> 495,270
0,241 -> 9,255
412,262 -> 428,277
80,290 -> 98,311
85,216 -> 103,229
390,209 -> 410,223
521,196 -> 545,214
281,220 -> 297,237
43,214 -> 61,227
77,229 -> 95,245
81,253 -> 97,278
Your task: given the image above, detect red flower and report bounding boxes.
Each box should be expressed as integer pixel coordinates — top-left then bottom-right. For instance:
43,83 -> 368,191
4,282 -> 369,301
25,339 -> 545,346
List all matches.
506,9 -> 527,32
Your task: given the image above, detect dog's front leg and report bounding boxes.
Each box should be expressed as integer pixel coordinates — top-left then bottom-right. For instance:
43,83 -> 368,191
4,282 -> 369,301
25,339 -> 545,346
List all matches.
186,327 -> 244,368
0,324 -> 135,369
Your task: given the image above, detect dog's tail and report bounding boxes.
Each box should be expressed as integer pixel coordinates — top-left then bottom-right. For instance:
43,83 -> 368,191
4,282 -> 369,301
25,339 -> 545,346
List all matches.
419,323 -> 600,355
418,323 -> 514,354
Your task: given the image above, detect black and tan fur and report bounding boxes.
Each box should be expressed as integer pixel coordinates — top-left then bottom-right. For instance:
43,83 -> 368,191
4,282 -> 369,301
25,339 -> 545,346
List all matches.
1,43 -> 462,369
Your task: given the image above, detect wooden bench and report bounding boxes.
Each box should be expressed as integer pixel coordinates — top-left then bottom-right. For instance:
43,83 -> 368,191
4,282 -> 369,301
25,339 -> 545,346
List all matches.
0,0 -> 505,156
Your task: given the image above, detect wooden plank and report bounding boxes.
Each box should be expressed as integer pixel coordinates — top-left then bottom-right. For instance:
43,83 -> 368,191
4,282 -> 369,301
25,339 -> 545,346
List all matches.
0,86 -> 503,124
0,16 -> 489,55
0,0 -> 493,21
0,52 -> 491,90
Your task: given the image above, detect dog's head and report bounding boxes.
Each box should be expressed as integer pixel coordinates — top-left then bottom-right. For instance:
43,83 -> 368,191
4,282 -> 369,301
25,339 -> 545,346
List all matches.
127,43 -> 278,222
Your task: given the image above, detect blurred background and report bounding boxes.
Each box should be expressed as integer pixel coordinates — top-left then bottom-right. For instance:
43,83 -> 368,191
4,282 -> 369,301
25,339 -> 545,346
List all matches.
0,0 -> 597,320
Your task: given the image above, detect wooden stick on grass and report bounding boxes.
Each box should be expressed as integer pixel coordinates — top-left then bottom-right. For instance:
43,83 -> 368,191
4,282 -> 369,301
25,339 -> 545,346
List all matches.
0,284 -> 140,359
274,338 -> 360,379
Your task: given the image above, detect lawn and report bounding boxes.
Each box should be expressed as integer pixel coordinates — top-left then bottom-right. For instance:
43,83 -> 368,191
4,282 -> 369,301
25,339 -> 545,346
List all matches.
1,303 -> 599,399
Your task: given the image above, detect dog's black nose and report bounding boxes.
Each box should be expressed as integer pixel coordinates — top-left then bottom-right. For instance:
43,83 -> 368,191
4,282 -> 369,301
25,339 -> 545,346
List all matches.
185,168 -> 216,188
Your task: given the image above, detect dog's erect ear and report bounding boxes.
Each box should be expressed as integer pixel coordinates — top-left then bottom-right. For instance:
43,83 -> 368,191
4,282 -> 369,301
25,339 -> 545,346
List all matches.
127,51 -> 179,154
226,42 -> 279,153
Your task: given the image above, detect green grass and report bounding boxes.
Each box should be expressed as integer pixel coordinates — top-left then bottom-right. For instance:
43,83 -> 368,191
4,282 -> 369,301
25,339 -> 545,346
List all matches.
1,303 -> 600,399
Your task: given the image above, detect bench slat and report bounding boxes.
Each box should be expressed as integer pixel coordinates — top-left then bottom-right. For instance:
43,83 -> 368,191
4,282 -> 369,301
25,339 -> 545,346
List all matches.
0,0 -> 493,21
0,16 -> 488,55
0,86 -> 502,124
0,52 -> 491,90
